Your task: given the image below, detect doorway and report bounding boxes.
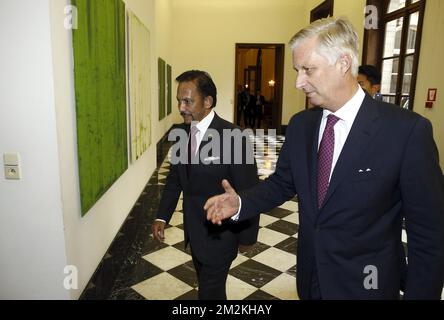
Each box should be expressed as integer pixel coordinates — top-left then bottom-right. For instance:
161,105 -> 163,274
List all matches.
234,43 -> 285,134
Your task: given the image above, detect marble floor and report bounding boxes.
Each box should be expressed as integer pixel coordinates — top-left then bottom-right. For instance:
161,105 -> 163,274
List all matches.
80,133 -> 443,300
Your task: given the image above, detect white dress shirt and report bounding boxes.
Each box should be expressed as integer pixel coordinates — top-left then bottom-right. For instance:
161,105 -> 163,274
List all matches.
318,86 -> 365,181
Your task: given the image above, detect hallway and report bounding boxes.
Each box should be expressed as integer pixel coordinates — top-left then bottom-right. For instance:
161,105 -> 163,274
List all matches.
81,134 -> 300,300
3,0 -> 444,301
80,132 -> 441,300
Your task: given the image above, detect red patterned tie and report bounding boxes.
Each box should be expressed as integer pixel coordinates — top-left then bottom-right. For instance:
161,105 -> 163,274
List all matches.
317,114 -> 340,208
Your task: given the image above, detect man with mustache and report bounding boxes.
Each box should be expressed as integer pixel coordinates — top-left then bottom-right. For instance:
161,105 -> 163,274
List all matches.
152,70 -> 259,300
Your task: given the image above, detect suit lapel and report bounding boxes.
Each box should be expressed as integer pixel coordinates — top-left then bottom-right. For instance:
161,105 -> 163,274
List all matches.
319,96 -> 381,214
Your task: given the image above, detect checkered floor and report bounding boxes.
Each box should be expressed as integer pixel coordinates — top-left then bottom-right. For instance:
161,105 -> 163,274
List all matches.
130,134 -> 300,300
94,133 -> 443,300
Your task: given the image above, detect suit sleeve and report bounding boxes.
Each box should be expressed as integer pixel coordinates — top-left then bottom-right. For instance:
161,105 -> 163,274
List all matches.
229,130 -> 259,192
229,131 -> 260,244
238,118 -> 298,221
156,162 -> 182,224
400,117 -> 444,299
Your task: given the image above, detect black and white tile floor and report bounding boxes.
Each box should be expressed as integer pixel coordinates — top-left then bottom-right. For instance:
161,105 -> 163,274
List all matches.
81,133 -> 443,300
131,134 -> 299,300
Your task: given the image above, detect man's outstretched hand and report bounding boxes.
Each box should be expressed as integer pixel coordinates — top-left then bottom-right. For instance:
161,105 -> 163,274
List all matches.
151,220 -> 165,242
204,179 -> 240,225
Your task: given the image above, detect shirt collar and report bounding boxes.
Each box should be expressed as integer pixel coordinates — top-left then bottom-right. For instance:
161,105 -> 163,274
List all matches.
193,109 -> 215,135
322,85 -> 365,125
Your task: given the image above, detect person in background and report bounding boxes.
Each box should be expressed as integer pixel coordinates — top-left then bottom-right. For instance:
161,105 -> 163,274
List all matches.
253,90 -> 266,129
236,84 -> 244,126
241,86 -> 251,127
358,64 -> 382,100
152,70 -> 259,300
246,88 -> 256,128
205,18 -> 444,300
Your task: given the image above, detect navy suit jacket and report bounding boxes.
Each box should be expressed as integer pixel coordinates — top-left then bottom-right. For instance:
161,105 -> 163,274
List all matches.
240,95 -> 444,299
157,113 -> 260,266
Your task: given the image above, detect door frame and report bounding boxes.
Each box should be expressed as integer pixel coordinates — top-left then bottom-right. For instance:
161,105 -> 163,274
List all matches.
234,43 -> 285,134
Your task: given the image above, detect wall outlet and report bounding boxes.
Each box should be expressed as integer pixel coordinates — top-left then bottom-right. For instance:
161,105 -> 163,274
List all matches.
3,153 -> 21,180
4,165 -> 21,180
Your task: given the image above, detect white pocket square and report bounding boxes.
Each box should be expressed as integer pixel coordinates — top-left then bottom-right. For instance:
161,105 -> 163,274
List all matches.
204,156 -> 220,161
358,168 -> 372,173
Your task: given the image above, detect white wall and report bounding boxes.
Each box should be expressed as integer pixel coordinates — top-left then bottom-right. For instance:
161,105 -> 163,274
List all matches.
49,0 -> 168,299
0,0 -> 69,299
155,0 -> 182,135
0,0 -> 174,299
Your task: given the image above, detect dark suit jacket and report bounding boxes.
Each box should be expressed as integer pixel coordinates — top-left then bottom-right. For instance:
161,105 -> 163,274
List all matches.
253,95 -> 266,116
239,95 -> 444,299
157,113 -> 260,266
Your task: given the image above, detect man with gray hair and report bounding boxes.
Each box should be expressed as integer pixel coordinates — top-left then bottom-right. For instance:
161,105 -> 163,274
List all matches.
205,17 -> 444,299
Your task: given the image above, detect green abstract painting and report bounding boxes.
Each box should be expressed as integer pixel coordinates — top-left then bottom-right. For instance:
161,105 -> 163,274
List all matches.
128,11 -> 151,163
72,0 -> 128,215
158,57 -> 166,120
167,64 -> 172,115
